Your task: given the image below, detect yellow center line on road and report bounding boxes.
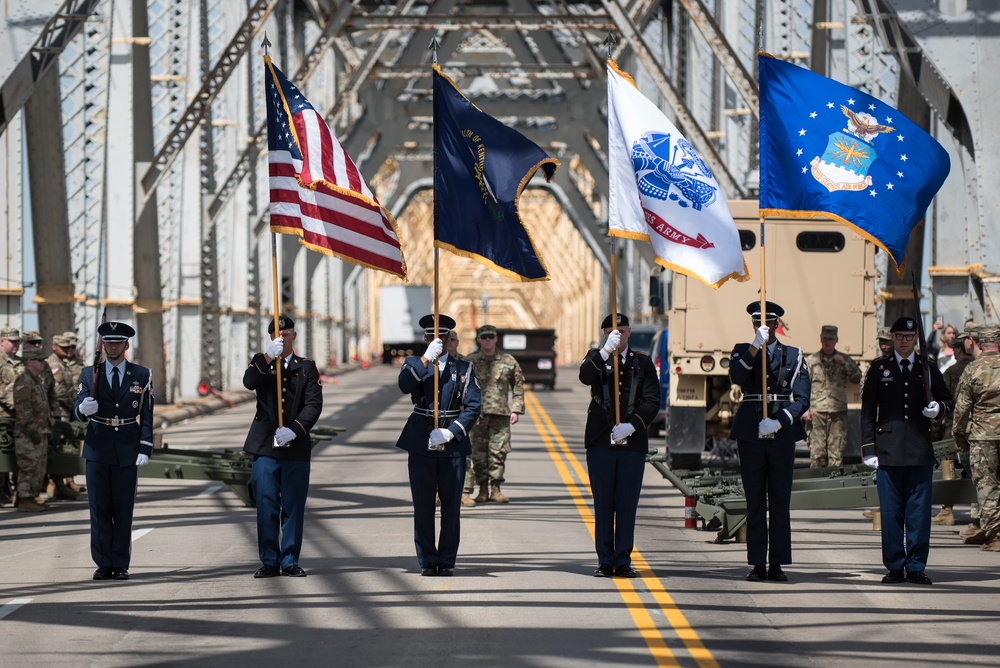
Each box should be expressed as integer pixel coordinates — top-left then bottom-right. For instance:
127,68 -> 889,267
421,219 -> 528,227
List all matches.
524,390 -> 719,668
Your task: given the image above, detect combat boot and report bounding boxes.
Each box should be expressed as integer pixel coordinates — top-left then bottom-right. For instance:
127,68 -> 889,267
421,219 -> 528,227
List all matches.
52,477 -> 79,501
461,493 -> 476,508
931,506 -> 955,525
980,534 -> 1000,552
489,483 -> 509,504
960,521 -> 982,540
963,528 -> 988,545
474,483 -> 490,504
17,498 -> 48,512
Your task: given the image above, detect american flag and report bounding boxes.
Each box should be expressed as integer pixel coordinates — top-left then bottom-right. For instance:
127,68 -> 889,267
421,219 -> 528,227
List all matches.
265,57 -> 406,278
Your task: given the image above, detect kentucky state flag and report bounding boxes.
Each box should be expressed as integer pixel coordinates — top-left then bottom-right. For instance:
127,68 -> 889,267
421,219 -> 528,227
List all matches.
758,53 -> 950,276
433,66 -> 559,281
607,60 -> 749,289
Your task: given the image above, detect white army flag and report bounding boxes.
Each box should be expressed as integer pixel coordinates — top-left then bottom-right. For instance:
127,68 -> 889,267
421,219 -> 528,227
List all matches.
607,60 -> 749,289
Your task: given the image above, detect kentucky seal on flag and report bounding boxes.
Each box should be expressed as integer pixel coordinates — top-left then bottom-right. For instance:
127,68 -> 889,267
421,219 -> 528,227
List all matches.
758,52 -> 950,276
606,61 -> 749,289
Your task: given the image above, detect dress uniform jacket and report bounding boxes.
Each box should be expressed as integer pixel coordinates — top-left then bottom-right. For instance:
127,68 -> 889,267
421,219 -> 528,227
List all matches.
73,362 -> 154,464
396,354 -> 481,455
729,342 -> 811,443
242,353 -> 323,460
578,348 -> 660,453
860,353 -> 952,466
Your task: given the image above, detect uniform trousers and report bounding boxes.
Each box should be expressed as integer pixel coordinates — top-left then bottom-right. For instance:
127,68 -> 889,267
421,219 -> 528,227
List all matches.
251,456 -> 310,569
876,464 -> 933,573
737,438 -> 795,565
586,447 -> 646,567
408,453 -> 465,569
85,460 -> 138,570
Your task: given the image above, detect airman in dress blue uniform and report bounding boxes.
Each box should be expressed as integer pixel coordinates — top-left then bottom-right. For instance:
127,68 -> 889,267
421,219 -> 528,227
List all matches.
729,301 -> 811,582
73,322 -> 154,581
395,314 -> 481,576
861,316 -> 952,585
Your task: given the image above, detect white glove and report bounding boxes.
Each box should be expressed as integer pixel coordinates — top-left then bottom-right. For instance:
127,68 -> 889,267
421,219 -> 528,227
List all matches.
79,397 -> 99,417
610,423 -> 636,443
601,329 -> 622,357
429,428 -> 455,446
424,338 -> 443,362
274,426 -> 296,447
863,454 -> 879,470
751,325 -> 770,349
265,337 -> 284,359
136,453 -> 149,467
758,417 -> 781,437
922,401 -> 940,419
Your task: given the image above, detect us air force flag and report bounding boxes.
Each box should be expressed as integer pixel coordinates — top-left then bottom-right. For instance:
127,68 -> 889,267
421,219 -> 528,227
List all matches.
607,61 -> 748,290
758,53 -> 950,276
433,66 -> 559,282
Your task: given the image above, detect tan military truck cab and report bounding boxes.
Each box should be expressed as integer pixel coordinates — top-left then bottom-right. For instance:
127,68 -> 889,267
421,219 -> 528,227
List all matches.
665,200 -> 878,469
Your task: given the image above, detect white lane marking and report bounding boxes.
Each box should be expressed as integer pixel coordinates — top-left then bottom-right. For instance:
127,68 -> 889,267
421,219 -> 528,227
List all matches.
131,528 -> 153,542
197,485 -> 223,497
0,598 -> 33,620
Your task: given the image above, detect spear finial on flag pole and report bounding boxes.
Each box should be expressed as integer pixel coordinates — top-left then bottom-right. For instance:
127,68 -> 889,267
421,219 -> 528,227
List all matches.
261,32 -> 271,57
603,32 -> 617,59
429,36 -> 440,66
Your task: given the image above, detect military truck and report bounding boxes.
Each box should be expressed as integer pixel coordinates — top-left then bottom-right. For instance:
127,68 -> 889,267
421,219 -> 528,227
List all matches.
380,284 -> 432,364
496,328 -> 557,390
664,200 -> 878,470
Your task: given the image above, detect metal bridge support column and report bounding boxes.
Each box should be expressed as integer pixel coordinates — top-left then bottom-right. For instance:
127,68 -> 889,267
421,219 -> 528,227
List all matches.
0,117 -> 24,325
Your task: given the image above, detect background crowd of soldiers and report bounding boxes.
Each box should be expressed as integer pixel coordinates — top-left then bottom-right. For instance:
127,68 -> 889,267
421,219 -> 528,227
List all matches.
0,327 -> 85,511
804,319 -> 1000,552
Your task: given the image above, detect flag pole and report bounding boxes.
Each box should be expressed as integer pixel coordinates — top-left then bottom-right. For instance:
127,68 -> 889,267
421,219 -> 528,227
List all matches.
609,238 -> 621,426
758,216 -> 767,421
430,36 -> 440,427
270,233 -> 284,429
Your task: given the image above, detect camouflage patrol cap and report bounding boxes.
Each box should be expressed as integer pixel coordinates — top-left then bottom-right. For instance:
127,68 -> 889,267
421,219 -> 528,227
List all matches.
447,330 -> 459,341
978,325 -> 1000,344
21,347 -> 47,361
476,324 -> 497,338
820,325 -> 838,338
877,327 -> 892,341
53,331 -> 78,347
22,329 -> 43,344
0,327 -> 20,341
965,323 -> 983,342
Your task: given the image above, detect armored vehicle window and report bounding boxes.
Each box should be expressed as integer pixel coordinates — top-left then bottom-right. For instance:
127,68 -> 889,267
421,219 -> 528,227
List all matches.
796,231 -> 845,252
738,230 -> 756,250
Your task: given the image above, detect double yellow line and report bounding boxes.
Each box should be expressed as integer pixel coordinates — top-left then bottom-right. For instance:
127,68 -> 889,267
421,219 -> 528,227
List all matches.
524,390 -> 718,668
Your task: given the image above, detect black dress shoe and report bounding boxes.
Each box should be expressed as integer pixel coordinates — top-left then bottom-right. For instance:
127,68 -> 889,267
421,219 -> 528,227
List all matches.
282,565 -> 306,577
437,566 -> 454,577
112,569 -> 130,581
593,564 -> 614,578
767,565 -> 788,582
881,570 -> 905,584
614,564 -> 639,578
421,565 -> 438,576
906,570 -> 933,585
254,565 -> 281,578
93,567 -> 113,581
746,565 -> 767,582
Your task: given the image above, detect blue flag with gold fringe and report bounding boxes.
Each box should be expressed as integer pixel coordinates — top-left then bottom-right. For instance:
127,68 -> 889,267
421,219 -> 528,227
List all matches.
433,66 -> 559,281
758,53 -> 950,276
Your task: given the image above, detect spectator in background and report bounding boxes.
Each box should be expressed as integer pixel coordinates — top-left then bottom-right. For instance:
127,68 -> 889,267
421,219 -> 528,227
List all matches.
928,320 -> 958,372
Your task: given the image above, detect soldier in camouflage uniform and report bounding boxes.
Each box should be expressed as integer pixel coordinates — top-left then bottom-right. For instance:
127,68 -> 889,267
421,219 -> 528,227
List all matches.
12,348 -> 53,511
951,324 -> 1000,551
47,331 -> 85,499
930,330 -> 977,525
463,324 -> 525,506
0,327 -> 22,505
21,331 -> 60,415
804,325 -> 862,467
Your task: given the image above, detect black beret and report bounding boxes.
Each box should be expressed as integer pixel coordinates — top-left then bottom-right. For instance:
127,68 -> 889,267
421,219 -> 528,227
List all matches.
267,316 -> 295,334
98,321 -> 135,341
601,313 -> 629,329
889,316 -> 917,333
418,314 -> 456,336
746,301 -> 784,319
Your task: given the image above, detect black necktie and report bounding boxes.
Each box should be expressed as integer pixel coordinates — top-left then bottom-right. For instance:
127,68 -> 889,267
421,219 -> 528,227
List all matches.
900,359 -> 910,379
111,366 -> 121,396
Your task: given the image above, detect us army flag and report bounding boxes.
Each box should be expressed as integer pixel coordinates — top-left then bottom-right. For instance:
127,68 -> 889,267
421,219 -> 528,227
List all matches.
607,60 -> 749,289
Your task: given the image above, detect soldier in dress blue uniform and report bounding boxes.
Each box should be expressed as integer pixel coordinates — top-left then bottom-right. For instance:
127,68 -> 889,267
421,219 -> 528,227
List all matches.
243,316 -> 323,578
395,314 -> 481,576
73,322 -> 153,581
861,316 -> 952,585
729,301 -> 811,582
578,313 -> 660,578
